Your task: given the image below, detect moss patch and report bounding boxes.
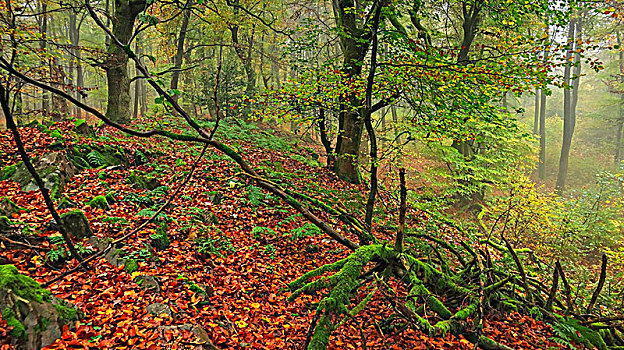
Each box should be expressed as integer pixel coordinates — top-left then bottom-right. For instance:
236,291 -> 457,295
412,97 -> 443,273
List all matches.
88,195 -> 109,210
3,307 -> 26,338
0,265 -> 50,303
0,163 -> 18,181
124,259 -> 139,273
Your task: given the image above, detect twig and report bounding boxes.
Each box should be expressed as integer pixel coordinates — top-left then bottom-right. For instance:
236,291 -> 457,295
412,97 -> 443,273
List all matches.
0,235 -> 49,251
546,266 -> 559,311
395,168 -> 407,253
555,260 -> 574,315
502,235 -> 531,303
587,254 -> 607,314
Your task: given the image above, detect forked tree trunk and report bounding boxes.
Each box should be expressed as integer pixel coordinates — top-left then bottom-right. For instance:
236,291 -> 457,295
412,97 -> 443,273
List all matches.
556,17 -> 581,193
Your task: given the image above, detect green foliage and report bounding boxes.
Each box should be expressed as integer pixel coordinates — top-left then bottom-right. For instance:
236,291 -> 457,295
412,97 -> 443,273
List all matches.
135,208 -> 170,221
150,186 -> 171,198
86,150 -> 106,167
549,317 -> 608,350
251,226 -> 277,239
0,163 -> 18,180
123,193 -> 154,206
264,244 -> 276,259
195,235 -> 236,258
102,216 -> 129,224
247,185 -> 267,207
287,223 -> 320,241
150,222 -> 170,250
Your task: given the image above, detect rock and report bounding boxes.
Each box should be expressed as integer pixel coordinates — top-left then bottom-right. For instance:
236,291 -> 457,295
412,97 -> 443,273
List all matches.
59,210 -> 92,239
207,191 -> 223,205
57,196 -> 77,209
160,324 -> 217,350
10,152 -> 77,199
70,144 -> 129,170
137,275 -> 161,293
127,172 -> 160,190
0,265 -> 79,350
0,163 -> 18,181
0,197 -> 23,217
0,216 -> 14,233
150,223 -> 170,251
146,303 -> 171,317
87,195 -> 109,210
73,119 -> 93,136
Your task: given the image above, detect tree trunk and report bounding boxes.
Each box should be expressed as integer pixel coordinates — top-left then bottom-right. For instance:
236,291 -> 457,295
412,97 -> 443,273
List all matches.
105,0 -> 146,124
555,18 -> 579,193
538,89 -> 547,179
331,0 -> 374,184
69,12 -> 85,119
533,91 -> 539,135
615,32 -> 624,168
39,0 -> 49,116
170,0 -> 192,102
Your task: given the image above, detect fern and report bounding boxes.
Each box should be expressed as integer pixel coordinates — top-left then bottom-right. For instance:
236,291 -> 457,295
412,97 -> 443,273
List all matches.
247,185 -> 264,206
251,226 -> 277,238
288,223 -> 321,240
86,150 -> 106,167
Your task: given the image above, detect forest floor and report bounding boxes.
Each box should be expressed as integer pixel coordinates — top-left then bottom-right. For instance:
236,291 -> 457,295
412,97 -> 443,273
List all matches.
0,119 -> 571,349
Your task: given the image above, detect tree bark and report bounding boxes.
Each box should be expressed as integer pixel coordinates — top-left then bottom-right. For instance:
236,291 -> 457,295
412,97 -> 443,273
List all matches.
39,0 -> 49,116
615,32 -> 623,168
105,0 -> 146,124
538,88 -> 547,179
331,0 -> 377,184
533,91 -> 539,135
170,0 -> 192,102
556,17 -> 580,193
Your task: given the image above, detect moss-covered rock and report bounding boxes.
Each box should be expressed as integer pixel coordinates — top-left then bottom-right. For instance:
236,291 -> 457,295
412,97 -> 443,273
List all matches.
150,222 -> 170,251
59,210 -> 92,239
105,192 -> 117,205
70,144 -> 129,170
127,171 -> 161,190
124,259 -> 139,273
0,163 -> 18,181
88,195 -> 109,210
0,216 -> 14,233
0,197 -> 24,217
56,196 -> 77,210
10,153 -> 76,197
0,265 -> 79,349
73,119 -> 93,136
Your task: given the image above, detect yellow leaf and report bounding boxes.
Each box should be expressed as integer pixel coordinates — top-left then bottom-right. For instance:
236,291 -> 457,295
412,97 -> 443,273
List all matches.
250,302 -> 260,309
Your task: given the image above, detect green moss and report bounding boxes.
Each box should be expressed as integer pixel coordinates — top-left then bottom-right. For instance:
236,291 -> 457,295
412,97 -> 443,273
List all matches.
49,129 -> 62,139
57,196 -> 76,209
0,216 -> 14,231
0,163 -> 17,180
0,265 -> 50,303
124,259 -> 138,273
53,303 -> 77,322
73,119 -> 86,127
48,173 -> 61,200
3,307 -> 26,338
0,196 -> 25,214
105,192 -> 116,204
88,195 -> 109,210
